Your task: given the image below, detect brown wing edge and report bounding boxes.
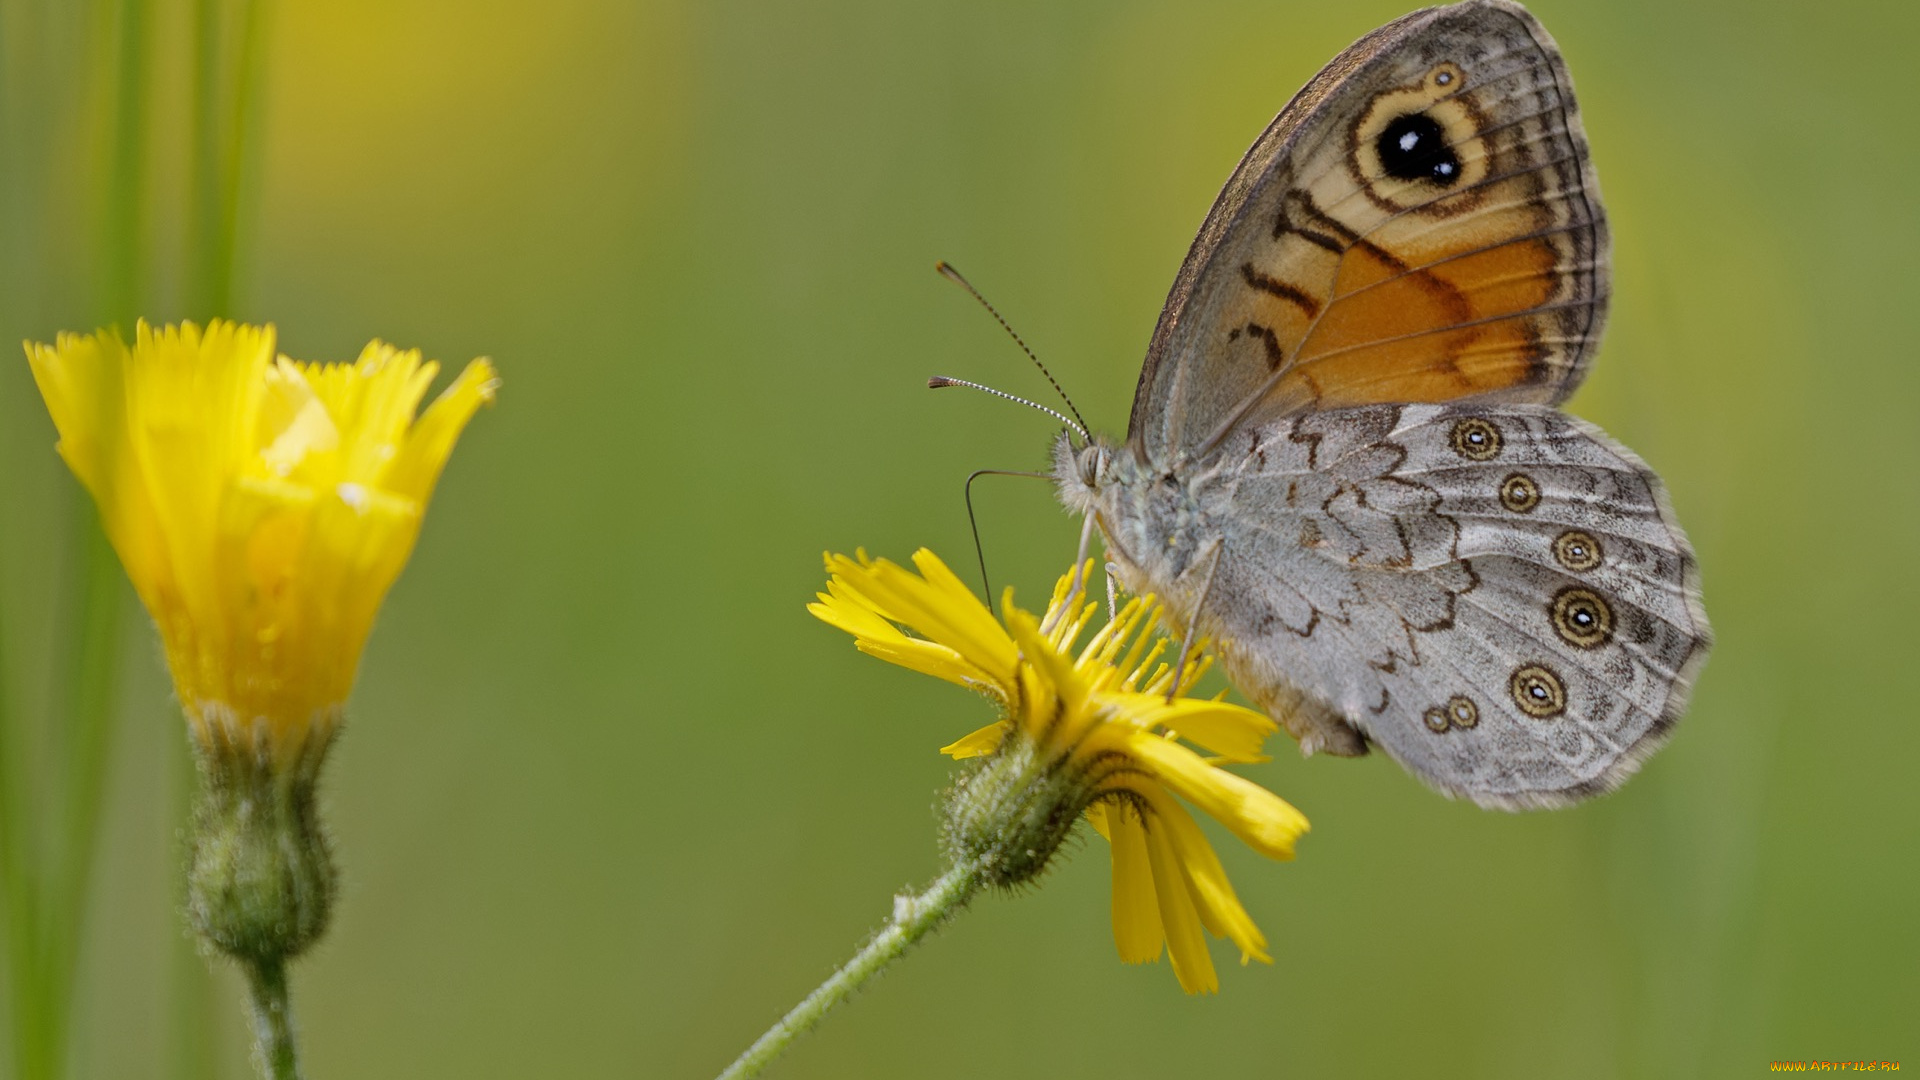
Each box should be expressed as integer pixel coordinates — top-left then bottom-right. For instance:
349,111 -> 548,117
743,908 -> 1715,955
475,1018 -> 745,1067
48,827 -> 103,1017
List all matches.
1499,0 -> 1611,408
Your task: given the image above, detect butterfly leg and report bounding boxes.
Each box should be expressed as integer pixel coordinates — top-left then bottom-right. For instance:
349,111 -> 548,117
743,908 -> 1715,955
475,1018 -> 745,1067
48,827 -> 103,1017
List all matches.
1044,512 -> 1100,635
1166,538 -> 1225,702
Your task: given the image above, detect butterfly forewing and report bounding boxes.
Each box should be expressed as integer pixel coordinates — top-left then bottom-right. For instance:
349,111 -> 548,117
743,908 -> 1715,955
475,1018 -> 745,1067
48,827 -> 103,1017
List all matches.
1129,0 -> 1607,463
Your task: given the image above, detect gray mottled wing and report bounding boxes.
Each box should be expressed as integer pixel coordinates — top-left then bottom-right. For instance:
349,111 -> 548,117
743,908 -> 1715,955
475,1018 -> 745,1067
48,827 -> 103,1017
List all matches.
1191,403 -> 1708,808
1128,0 -> 1607,465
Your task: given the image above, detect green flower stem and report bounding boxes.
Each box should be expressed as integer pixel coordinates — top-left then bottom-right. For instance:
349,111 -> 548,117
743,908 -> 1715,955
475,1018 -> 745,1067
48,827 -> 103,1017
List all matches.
242,956 -> 301,1080
713,861 -> 984,1080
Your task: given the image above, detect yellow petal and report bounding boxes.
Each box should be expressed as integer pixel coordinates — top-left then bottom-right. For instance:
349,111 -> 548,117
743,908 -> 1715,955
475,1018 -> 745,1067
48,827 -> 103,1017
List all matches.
1137,783 -> 1270,964
1145,815 -> 1217,994
25,329 -> 128,497
1084,801 -> 1112,840
258,361 -> 340,475
826,551 -> 1018,685
125,322 -> 277,624
940,721 -> 1010,759
854,640 -> 990,692
385,357 -> 498,501
1126,732 -> 1309,860
1133,696 -> 1277,761
896,550 -> 1018,682
1105,802 -> 1166,966
289,343 -> 437,487
1003,607 -> 1090,742
806,589 -> 905,645
812,574 -> 1012,700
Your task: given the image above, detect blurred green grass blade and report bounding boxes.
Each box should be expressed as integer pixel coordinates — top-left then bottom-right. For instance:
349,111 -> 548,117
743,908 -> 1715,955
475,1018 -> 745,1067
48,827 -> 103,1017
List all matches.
23,0 -> 154,1074
0,9 -> 48,1080
95,0 -> 148,324
39,511 -> 125,1079
189,0 -> 270,318
0,583 -> 53,1080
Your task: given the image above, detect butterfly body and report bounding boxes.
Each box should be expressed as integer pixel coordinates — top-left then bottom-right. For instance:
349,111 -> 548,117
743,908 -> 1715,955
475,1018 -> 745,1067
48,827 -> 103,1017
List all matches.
1047,0 -> 1709,808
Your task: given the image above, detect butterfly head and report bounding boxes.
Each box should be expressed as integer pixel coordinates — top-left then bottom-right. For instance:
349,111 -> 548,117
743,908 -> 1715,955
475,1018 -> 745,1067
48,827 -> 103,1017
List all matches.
1051,429 -> 1123,517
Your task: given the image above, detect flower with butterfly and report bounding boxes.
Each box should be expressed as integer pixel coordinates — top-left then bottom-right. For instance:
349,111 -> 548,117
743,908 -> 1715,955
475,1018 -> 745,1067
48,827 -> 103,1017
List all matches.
715,548 -> 1308,1079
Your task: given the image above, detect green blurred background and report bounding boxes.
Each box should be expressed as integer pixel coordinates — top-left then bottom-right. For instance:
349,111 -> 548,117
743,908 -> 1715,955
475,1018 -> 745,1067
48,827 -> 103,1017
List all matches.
1,0 -> 1915,1076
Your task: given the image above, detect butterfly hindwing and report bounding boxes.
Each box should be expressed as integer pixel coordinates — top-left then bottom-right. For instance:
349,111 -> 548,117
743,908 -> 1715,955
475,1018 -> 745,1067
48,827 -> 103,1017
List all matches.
1177,403 -> 1707,807
1129,0 -> 1607,461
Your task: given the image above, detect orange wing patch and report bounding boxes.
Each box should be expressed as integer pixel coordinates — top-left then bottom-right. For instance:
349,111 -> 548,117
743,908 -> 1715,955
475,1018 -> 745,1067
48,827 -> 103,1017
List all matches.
1216,182 -> 1578,420
1248,60 -> 1599,418
1288,220 -> 1561,408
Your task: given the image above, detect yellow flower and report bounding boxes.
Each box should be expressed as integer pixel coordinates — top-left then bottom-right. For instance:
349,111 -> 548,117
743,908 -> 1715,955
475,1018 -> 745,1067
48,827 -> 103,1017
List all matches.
25,320 -> 496,767
811,549 -> 1309,994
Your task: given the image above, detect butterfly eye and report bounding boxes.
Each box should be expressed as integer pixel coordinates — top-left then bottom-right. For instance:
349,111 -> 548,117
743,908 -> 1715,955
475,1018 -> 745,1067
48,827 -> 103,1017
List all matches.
1376,112 -> 1461,186
1077,444 -> 1111,487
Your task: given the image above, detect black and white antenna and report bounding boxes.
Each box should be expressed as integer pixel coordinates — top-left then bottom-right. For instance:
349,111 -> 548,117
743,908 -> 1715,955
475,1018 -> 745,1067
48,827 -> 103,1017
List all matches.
926,375 -> 1084,440
927,261 -> 1096,609
930,261 -> 1090,442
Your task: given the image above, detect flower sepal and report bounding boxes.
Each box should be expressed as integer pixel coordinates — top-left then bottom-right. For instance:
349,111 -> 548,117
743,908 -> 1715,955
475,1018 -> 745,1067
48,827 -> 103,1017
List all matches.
942,735 -> 1099,890
186,706 -> 338,965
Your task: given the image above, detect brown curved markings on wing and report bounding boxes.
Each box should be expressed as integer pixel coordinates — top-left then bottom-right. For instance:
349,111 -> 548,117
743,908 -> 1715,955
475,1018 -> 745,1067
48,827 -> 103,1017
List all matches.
1127,0 -> 1609,462
1248,81 -> 1603,419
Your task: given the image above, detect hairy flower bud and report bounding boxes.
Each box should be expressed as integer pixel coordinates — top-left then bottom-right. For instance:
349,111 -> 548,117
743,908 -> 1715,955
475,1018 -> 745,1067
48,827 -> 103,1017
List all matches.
186,708 -> 338,963
943,736 -> 1097,889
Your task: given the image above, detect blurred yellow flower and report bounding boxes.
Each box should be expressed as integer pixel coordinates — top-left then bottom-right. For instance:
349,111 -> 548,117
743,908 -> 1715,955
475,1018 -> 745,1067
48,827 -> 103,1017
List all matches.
24,320 -> 496,768
811,549 -> 1309,994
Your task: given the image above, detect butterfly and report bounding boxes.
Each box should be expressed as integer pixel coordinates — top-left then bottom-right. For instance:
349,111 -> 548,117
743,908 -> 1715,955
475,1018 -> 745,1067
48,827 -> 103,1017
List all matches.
1049,0 -> 1710,808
